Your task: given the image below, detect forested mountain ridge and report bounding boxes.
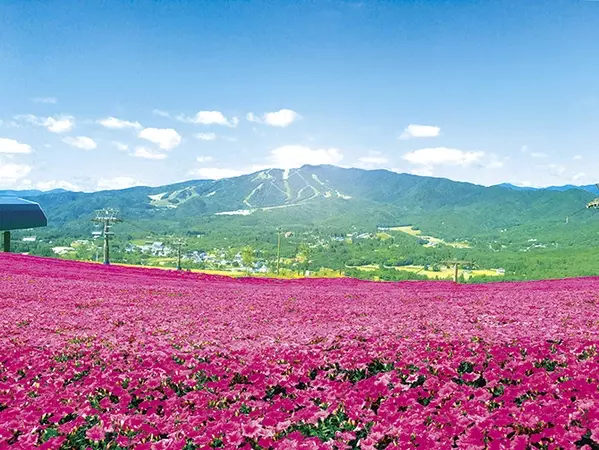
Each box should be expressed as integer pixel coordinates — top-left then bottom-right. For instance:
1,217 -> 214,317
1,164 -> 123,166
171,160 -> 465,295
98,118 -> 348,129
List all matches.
11,165 -> 597,241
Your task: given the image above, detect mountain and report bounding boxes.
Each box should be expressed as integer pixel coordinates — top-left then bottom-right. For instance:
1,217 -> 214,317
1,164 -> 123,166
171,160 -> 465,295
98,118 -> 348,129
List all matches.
15,165 -> 595,241
493,183 -> 537,191
546,184 -> 599,194
494,183 -> 599,195
0,188 -> 70,197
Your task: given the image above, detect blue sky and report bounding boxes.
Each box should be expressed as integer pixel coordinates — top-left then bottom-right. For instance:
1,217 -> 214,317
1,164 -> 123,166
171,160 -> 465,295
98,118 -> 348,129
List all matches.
1,0 -> 598,191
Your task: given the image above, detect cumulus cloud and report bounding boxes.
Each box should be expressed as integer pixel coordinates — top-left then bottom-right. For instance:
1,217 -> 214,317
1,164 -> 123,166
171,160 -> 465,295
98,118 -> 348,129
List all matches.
572,172 -> 587,183
132,146 -> 168,160
0,163 -> 32,185
247,109 -> 301,127
177,111 -> 238,127
399,124 -> 441,140
196,156 -> 214,163
138,127 -> 181,150
269,145 -> 343,168
31,97 -> 57,104
191,167 -> 246,179
62,136 -> 97,150
403,147 -> 483,166
112,141 -> 129,152
17,114 -> 75,133
195,132 -> 217,141
97,117 -> 142,130
0,138 -> 32,154
97,177 -> 144,191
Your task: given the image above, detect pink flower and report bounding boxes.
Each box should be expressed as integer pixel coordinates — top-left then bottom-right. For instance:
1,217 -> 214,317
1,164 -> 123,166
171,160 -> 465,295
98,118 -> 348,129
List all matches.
85,425 -> 105,442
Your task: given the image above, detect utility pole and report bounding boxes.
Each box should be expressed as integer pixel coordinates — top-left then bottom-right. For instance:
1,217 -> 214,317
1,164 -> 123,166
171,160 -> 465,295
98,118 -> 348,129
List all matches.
276,227 -> 282,275
91,209 -> 122,265
173,238 -> 186,271
442,260 -> 473,283
2,231 -> 9,253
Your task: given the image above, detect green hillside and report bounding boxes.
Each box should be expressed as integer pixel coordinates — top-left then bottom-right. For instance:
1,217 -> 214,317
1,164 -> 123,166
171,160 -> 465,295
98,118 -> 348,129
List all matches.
23,165 -> 596,237
7,165 -> 599,282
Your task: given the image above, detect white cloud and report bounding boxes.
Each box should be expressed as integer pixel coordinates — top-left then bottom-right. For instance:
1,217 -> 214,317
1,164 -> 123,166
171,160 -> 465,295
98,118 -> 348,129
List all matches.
97,117 -> 142,130
196,156 -> 214,163
152,109 -> 170,118
177,111 -> 238,127
17,114 -> 75,133
520,145 -> 529,153
97,177 -> 143,191
0,137 -> 33,154
62,136 -> 97,150
35,180 -> 80,191
403,147 -> 483,166
399,124 -> 441,140
0,163 -> 32,186
132,146 -> 168,160
31,97 -> 57,104
45,117 -> 74,133
269,145 -> 344,168
247,109 -> 301,127
191,167 -> 246,179
112,141 -> 129,152
138,127 -> 181,150
572,172 -> 587,183
195,132 -> 217,141
573,155 -> 583,160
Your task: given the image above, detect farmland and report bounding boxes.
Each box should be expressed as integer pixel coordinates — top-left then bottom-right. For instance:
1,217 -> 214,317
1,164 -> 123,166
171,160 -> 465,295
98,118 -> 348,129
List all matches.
2,254 -> 599,449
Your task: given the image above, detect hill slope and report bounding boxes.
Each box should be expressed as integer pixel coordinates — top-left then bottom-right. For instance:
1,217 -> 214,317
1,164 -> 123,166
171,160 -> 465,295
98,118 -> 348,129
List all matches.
15,165 -> 598,239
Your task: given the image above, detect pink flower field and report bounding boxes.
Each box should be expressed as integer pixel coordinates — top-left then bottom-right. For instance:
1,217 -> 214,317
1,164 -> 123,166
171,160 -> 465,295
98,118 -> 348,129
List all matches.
1,254 -> 599,449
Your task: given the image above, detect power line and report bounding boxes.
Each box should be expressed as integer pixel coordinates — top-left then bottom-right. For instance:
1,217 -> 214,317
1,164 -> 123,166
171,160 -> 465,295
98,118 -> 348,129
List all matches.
91,208 -> 122,265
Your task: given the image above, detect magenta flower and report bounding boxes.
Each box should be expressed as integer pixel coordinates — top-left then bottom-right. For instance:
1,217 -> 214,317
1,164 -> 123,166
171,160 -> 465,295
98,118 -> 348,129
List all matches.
85,425 -> 105,442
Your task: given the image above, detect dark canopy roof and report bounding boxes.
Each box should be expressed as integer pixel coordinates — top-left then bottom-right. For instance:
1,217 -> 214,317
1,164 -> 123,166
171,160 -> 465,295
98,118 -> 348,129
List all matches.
0,197 -> 48,231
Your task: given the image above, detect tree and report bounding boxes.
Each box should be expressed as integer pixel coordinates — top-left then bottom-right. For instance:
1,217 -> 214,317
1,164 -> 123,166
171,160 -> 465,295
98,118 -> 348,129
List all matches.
296,243 -> 312,274
241,246 -> 255,274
